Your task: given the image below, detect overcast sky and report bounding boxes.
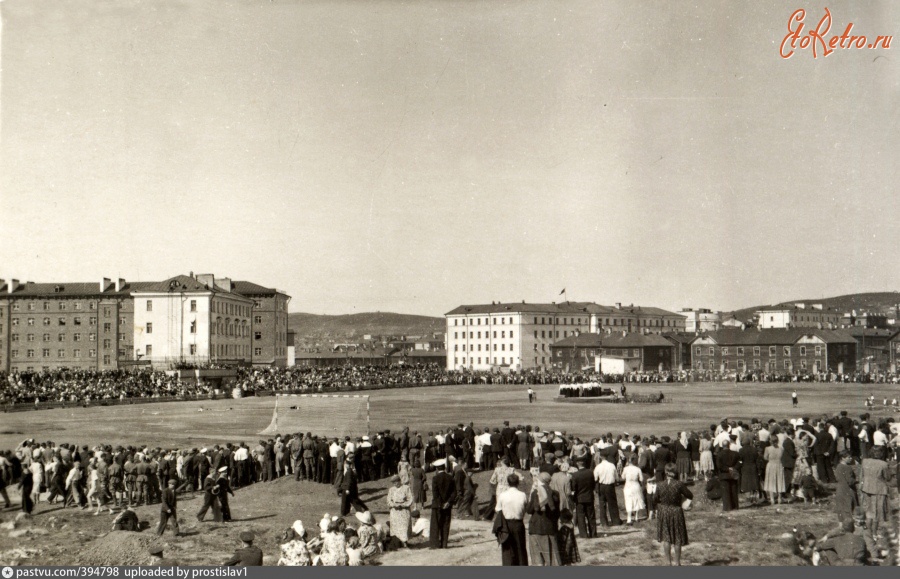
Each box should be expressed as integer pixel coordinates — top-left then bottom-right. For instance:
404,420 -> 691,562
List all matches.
1,0 -> 897,316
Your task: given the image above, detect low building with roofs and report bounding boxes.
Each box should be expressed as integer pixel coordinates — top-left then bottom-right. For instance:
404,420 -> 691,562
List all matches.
846,327 -> 895,372
550,332 -> 675,372
689,328 -> 857,375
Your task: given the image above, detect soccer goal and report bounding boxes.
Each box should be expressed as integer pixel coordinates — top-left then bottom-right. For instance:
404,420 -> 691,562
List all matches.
258,394 -> 370,438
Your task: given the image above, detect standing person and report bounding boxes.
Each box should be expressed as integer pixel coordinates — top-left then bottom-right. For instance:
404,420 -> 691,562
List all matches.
813,422 -> 836,483
64,460 -> 85,508
621,455 -> 645,525
656,463 -> 692,566
739,441 -> 760,504
157,479 -> 180,536
593,452 -> 621,527
833,451 -> 858,523
483,456 -> 516,520
19,468 -> 35,515
456,462 -> 477,519
792,390 -> 798,408
570,458 -> 596,538
781,428 -> 797,500
526,472 -> 560,566
763,438 -> 786,505
223,531 -> 263,566
386,475 -> 413,548
429,460 -> 457,549
674,432 -> 692,482
495,473 -> 528,566
859,446 -> 891,538
698,433 -> 714,481
196,470 -> 220,522
527,388 -> 534,403
215,467 -> 235,522
409,458 -> 426,513
556,509 -> 581,566
716,440 -> 741,512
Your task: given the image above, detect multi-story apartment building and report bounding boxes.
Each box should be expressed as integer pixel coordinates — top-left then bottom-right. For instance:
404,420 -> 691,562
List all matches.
233,281 -> 291,367
591,304 -> 686,334
0,274 -> 290,372
690,328 -> 857,374
446,302 -> 595,370
679,308 -> 721,333
756,303 -> 842,329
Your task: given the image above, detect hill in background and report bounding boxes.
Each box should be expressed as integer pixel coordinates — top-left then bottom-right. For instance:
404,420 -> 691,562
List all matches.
289,312 -> 444,346
728,291 -> 900,323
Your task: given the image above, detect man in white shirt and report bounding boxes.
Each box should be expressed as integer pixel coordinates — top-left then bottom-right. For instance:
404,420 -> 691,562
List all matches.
495,473 -> 528,565
593,454 -> 621,527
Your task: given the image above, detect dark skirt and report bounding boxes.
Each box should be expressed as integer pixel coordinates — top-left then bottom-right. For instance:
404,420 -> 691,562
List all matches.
675,457 -> 692,476
740,464 -> 759,493
501,519 -> 529,566
656,504 -> 689,546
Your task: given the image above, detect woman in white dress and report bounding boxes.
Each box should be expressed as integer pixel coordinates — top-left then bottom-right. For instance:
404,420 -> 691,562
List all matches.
622,455 -> 645,525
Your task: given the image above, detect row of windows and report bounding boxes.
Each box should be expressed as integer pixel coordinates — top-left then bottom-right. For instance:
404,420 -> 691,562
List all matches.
456,343 -> 514,352
600,318 -> 678,328
10,348 -> 116,359
695,345 -> 823,357
8,333 -> 122,343
12,301 -> 99,312
454,356 -> 517,365
11,317 -> 105,327
695,359 -> 821,370
452,331 -> 515,340
453,317 -> 515,326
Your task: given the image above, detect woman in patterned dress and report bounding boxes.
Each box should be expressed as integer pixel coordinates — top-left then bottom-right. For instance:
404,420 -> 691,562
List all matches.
354,511 -> 382,559
762,437 -> 786,504
656,463 -> 692,566
318,520 -> 349,566
674,432 -> 692,482
792,431 -> 813,489
409,459 -> 427,512
278,520 -> 312,566
386,475 -> 413,547
698,433 -> 715,480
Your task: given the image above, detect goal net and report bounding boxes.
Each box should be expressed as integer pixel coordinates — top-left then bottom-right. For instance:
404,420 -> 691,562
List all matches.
258,394 -> 369,438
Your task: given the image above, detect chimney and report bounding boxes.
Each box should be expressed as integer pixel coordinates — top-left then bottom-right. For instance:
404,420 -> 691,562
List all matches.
115,278 -> 125,292
8,279 -> 20,294
196,274 -> 215,289
100,277 -> 112,292
795,303 -> 806,309
214,277 -> 233,292
615,303 -> 621,309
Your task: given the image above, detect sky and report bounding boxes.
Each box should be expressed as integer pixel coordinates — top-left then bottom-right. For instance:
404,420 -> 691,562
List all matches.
1,0 -> 897,316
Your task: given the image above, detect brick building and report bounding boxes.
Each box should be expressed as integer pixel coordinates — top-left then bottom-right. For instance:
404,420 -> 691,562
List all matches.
232,281 -> 291,367
0,274 -> 290,372
689,328 -> 857,375
548,332 -> 604,371
549,332 -> 675,372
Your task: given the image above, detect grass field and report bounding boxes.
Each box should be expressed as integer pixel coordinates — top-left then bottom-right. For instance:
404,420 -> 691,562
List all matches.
1,381 -> 898,566
2,381 -> 898,450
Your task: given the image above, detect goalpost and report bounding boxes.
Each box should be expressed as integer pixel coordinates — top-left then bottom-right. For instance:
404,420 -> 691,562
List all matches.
258,394 -> 370,438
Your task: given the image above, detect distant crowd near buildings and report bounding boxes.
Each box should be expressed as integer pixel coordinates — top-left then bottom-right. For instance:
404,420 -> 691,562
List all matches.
0,273 -> 290,373
445,300 -> 900,375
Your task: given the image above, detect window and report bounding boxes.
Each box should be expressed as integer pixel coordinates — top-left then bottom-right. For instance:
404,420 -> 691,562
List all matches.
89,333 -> 96,342
799,346 -> 806,356
42,333 -> 49,341
57,349 -> 64,358
189,299 -> 197,312
104,307 -> 111,318
815,346 -> 822,356
146,300 -> 153,312
73,333 -> 81,342
74,317 -> 81,326
117,349 -> 124,357
801,360 -> 807,369
737,347 -> 744,356
769,346 -> 776,356
89,317 -> 96,326
255,332 -> 262,340
42,317 -> 50,326
11,350 -> 18,359
103,339 -> 111,349
26,317 -> 34,326
510,331 -> 514,338
103,323 -> 111,333
189,344 -> 197,355
709,347 -> 715,356
493,331 -> 497,339
89,302 -> 96,310
722,347 -> 729,355
190,321 -> 196,334
89,349 -> 96,357
695,346 -> 701,356
42,348 -> 50,357
145,345 -> 152,356
59,301 -> 66,310
477,331 -> 481,339
254,348 -> 262,356
146,323 -> 153,334
74,302 -> 82,311
754,346 -> 760,356
11,318 -> 19,327
103,355 -> 110,365
58,317 -> 66,326
119,317 -> 125,326
783,346 -> 791,356
26,334 -> 34,342
784,360 -> 791,369
57,333 -> 65,342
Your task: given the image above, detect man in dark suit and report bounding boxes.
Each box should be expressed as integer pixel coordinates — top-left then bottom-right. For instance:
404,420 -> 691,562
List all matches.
223,531 -> 263,566
490,428 -> 503,470
500,422 -> 516,465
653,436 -> 673,481
781,428 -> 797,499
335,456 -> 368,516
570,458 -> 596,538
430,460 -> 457,549
813,423 -> 836,483
715,438 -> 741,512
316,437 -> 331,484
156,478 -> 180,536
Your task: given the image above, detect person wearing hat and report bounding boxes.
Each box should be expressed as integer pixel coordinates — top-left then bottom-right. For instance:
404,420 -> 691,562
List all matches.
277,520 -> 312,566
215,466 -> 235,522
224,531 -> 263,566
148,545 -> 178,566
715,439 -> 741,512
196,467 -> 222,523
156,478 -> 180,536
526,471 -> 560,565
335,454 -> 368,517
429,459 -> 457,549
355,510 -> 382,558
386,474 -> 413,547
569,457 -> 596,538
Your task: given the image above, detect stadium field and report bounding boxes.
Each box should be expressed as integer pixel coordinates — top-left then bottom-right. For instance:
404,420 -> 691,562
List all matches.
1,381 -> 896,450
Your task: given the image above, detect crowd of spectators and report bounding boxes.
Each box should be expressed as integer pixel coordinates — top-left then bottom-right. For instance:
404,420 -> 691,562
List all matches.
2,364 -> 899,408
